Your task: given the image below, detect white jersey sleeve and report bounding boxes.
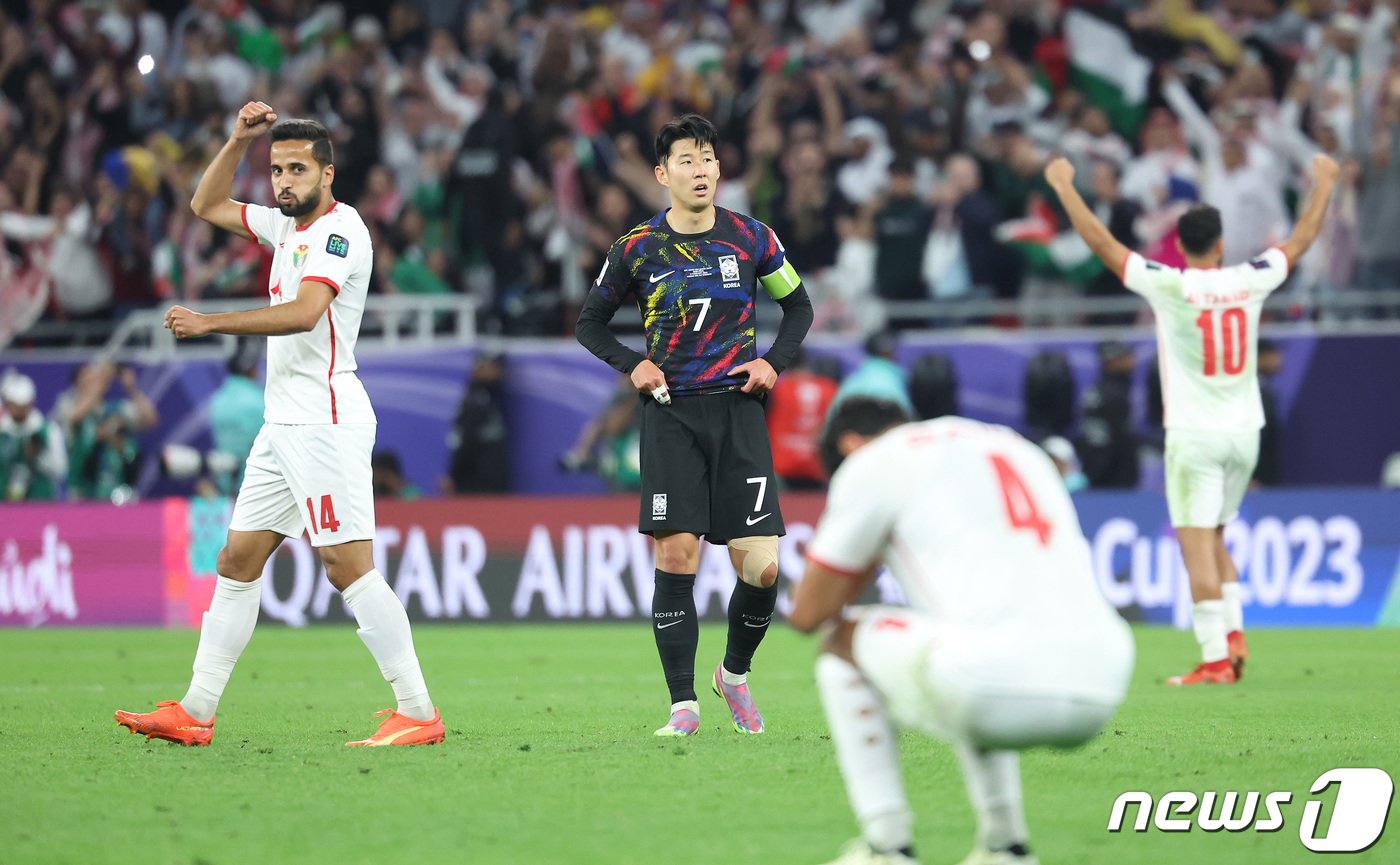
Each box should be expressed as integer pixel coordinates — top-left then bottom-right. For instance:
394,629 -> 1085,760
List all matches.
299,223 -> 367,296
1121,252 -> 1183,301
1233,247 -> 1290,298
241,202 -> 283,246
807,447 -> 900,575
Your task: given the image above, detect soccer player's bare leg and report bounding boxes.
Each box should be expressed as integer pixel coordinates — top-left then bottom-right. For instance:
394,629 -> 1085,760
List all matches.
1215,525 -> 1248,678
321,539 -> 439,736
815,620 -> 917,863
1170,526 -> 1235,685
712,537 -> 777,733
652,531 -> 702,735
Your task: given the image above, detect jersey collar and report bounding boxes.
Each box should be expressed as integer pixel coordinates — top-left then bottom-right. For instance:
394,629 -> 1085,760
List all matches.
294,199 -> 339,232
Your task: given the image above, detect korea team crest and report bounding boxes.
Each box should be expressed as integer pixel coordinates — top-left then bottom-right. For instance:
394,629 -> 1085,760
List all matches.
719,254 -> 740,284
292,244 -> 309,268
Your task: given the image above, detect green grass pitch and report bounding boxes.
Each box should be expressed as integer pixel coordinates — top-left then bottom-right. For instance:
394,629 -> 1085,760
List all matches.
1,624 -> 1396,865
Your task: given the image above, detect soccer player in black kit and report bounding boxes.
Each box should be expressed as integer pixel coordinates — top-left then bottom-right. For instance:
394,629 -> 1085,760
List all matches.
576,114 -> 814,736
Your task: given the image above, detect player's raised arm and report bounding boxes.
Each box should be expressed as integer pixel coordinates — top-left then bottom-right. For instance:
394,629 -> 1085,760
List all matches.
190,101 -> 278,240
1277,153 -> 1339,265
1044,157 -> 1131,280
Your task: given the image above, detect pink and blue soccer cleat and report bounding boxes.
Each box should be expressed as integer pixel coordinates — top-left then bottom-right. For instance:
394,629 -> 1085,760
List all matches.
711,664 -> 765,734
653,703 -> 700,737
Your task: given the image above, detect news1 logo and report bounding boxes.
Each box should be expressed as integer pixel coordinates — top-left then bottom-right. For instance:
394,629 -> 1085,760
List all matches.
1107,768 -> 1394,853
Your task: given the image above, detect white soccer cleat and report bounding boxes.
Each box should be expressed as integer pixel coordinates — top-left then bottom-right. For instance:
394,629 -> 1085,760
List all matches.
819,839 -> 919,864
953,847 -> 1038,865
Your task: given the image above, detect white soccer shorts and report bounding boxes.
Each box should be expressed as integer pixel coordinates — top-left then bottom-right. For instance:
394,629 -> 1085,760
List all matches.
1164,428 -> 1260,528
850,605 -> 1130,751
229,423 -> 376,547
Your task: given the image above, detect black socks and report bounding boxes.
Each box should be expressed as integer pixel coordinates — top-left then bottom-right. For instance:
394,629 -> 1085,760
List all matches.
652,569 -> 698,703
723,579 -> 778,675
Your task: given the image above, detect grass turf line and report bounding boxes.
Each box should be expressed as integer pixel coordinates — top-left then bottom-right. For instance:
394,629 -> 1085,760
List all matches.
0,625 -> 1396,865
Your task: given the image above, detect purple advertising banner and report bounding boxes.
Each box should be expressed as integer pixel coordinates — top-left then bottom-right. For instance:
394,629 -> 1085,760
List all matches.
0,502 -> 170,626
4,332 -> 1399,498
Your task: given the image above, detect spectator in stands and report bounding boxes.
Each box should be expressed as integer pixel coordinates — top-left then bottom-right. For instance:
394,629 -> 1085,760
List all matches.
831,330 -> 912,415
1356,80 -> 1400,317
0,371 -> 66,501
52,361 -> 158,501
766,350 -> 839,489
0,182 -> 113,318
372,450 -> 420,499
558,375 -> 643,492
1083,159 -> 1143,325
444,352 -> 508,493
207,344 -> 263,497
1161,70 -> 1290,266
1042,435 -> 1088,494
1,0 -> 1391,338
937,153 -> 1022,302
1076,340 -> 1140,490
873,157 -> 933,329
1253,340 -> 1284,487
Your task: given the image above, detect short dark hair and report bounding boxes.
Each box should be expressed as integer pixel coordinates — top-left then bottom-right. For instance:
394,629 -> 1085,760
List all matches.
1177,204 -> 1222,257
819,397 -> 911,478
371,450 -> 403,474
269,118 -> 334,168
655,113 -> 718,166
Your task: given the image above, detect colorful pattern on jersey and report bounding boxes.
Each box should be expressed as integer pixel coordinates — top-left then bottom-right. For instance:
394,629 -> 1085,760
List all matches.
595,208 -> 790,395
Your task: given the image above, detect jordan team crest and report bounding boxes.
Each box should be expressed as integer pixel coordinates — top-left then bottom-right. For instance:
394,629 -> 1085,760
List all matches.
293,244 -> 309,268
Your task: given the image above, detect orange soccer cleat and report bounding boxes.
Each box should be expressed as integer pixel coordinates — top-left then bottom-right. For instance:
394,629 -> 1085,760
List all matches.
115,700 -> 214,746
345,708 -> 445,747
1166,658 -> 1237,686
1227,630 -> 1248,680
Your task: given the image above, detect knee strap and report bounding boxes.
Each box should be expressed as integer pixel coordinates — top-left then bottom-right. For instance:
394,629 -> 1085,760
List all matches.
727,535 -> 779,587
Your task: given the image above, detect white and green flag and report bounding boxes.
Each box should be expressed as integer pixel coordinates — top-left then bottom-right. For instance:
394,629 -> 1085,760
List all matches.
1065,8 -> 1151,140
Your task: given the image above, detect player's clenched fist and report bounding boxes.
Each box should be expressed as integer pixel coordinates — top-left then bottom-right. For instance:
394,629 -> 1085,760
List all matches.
1043,157 -> 1075,190
232,101 -> 277,140
164,305 -> 211,339
1311,152 -> 1339,184
630,359 -> 670,404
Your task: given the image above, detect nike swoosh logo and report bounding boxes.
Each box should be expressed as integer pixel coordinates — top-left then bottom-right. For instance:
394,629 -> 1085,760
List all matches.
745,513 -> 771,526
649,270 -> 675,283
656,619 -> 686,629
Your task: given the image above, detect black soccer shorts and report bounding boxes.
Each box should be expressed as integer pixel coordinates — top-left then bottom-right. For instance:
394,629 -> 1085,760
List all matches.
637,390 -> 785,544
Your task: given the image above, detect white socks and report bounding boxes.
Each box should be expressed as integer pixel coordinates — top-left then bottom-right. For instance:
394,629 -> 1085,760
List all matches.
720,665 -> 746,686
343,570 -> 435,722
1221,582 -> 1244,633
671,700 -> 700,716
181,576 -> 263,723
1192,599 -> 1229,663
815,654 -> 914,854
955,743 -> 1029,851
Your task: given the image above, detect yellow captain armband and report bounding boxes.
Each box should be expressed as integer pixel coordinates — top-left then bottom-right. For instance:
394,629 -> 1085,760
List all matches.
758,259 -> 801,300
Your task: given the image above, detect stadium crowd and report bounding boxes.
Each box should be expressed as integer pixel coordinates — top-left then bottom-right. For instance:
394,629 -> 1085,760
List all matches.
1,0 -> 1398,342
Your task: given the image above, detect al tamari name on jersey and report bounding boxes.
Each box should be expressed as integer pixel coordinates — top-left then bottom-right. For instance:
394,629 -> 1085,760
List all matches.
595,207 -> 798,395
